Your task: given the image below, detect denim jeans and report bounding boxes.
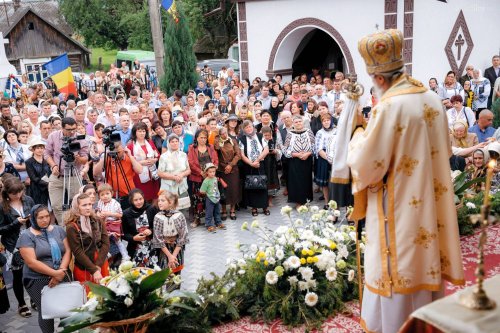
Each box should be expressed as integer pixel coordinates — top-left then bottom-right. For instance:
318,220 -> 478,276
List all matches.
205,198 -> 221,227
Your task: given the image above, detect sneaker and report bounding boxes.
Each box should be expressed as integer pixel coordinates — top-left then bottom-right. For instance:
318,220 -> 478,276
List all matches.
207,226 -> 217,233
217,224 -> 227,230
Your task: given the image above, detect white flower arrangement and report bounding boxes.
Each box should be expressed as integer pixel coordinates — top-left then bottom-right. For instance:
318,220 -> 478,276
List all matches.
305,292 -> 318,307
265,271 -> 279,285
466,202 -> 476,209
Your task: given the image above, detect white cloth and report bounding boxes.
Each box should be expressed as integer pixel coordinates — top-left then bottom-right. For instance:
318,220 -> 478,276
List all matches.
133,140 -> 156,183
446,107 -> 475,128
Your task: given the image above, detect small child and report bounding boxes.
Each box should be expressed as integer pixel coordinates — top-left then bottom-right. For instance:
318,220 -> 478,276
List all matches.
96,183 -> 130,261
199,163 -> 225,233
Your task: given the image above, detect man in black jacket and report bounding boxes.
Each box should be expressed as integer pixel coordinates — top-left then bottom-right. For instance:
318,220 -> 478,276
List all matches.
484,55 -> 500,108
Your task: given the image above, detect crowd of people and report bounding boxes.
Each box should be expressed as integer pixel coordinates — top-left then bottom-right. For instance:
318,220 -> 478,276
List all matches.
0,52 -> 499,332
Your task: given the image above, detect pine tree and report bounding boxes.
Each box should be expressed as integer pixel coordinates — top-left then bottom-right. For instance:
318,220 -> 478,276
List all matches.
160,5 -> 198,96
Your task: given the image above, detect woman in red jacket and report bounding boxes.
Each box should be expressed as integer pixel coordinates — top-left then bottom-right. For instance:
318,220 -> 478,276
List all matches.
187,129 -> 218,227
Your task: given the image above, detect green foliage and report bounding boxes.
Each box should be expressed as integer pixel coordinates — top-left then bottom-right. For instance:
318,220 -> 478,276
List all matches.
182,0 -> 238,57
89,48 -> 118,72
160,5 -> 198,95
59,0 -> 151,50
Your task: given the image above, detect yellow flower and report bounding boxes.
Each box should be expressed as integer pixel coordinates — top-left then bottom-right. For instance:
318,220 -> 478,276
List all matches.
132,270 -> 140,278
264,260 -> 269,266
301,249 -> 309,256
300,258 -> 306,265
329,241 -> 337,250
307,257 -> 314,264
257,251 -> 266,258
308,249 -> 315,256
313,256 -> 319,263
256,257 -> 261,263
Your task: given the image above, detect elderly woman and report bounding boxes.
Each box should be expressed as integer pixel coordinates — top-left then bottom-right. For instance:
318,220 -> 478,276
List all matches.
122,189 -> 159,268
239,120 -> 270,216
3,130 -> 31,183
446,95 -> 476,128
450,120 -> 478,153
65,193 -> 110,285
440,70 -> 464,100
127,122 -> 160,202
214,127 -> 241,220
158,134 -> 191,211
17,205 -> 71,333
283,116 -> 315,205
187,129 -> 218,227
471,69 -> 491,113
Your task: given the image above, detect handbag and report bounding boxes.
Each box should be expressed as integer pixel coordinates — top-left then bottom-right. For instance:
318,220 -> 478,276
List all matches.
41,281 -> 86,319
245,173 -> 268,190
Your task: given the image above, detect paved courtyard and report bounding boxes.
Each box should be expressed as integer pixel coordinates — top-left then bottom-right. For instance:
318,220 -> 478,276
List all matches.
0,189 -> 328,332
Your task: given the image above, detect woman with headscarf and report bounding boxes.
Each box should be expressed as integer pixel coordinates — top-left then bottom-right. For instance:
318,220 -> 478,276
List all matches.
239,120 -> 270,216
269,96 -> 282,124
214,127 -> 241,220
122,189 -> 159,268
158,134 -> 191,211
283,116 -> 315,206
65,193 -> 110,285
450,120 -> 478,154
467,148 -> 489,194
17,205 -> 71,333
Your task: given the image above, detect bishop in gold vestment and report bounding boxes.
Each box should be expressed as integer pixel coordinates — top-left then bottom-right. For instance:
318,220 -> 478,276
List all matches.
348,29 -> 464,333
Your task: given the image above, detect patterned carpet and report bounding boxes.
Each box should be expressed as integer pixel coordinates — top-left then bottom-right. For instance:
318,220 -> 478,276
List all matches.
213,224 -> 500,333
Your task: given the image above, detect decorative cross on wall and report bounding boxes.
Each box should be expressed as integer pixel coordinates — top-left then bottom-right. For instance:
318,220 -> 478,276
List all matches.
455,34 -> 465,60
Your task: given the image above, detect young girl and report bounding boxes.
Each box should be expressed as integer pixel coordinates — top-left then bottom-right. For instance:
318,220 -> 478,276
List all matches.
152,190 -> 188,273
200,163 -> 225,233
96,184 -> 130,262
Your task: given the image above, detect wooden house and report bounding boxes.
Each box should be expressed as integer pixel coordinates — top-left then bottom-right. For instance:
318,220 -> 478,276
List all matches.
0,0 -> 90,81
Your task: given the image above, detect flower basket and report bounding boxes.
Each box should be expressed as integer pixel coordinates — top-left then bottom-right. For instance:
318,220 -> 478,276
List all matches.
91,312 -> 156,333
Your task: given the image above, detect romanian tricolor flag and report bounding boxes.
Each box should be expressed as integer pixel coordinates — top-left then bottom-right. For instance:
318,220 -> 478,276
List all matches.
42,53 -> 77,96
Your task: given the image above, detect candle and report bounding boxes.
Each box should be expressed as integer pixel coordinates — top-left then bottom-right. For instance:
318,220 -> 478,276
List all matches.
483,160 -> 496,206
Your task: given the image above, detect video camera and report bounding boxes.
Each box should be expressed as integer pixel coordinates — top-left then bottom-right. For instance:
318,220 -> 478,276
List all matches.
61,135 -> 85,163
102,125 -> 122,151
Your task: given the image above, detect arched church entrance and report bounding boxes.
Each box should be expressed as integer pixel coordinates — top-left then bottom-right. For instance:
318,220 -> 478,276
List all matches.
266,18 -> 356,81
292,29 -> 344,79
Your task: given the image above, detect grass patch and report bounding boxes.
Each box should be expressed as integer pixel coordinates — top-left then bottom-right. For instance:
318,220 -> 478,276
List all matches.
88,48 -> 117,72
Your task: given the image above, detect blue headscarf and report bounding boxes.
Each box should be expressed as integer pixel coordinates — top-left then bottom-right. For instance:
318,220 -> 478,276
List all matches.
30,205 -> 62,270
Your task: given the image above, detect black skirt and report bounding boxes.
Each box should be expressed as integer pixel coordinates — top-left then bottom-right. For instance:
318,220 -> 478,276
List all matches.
287,156 -> 313,204
329,182 -> 353,208
314,155 -> 331,187
241,164 -> 268,209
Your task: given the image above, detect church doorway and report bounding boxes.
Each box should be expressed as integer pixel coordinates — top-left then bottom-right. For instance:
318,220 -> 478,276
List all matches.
266,18 -> 356,82
292,29 -> 344,79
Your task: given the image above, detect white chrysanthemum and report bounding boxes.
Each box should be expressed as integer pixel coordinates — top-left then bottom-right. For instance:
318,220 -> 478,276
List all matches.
305,292 -> 318,307
286,256 -> 301,269
241,222 -> 249,230
281,206 -> 293,215
297,205 -> 309,213
326,267 -> 338,281
275,226 -> 288,235
328,200 -> 338,210
300,230 -> 314,240
124,297 -> 133,307
294,219 -> 304,227
108,277 -> 131,296
118,261 -> 134,273
251,220 -> 260,228
82,297 -> 99,311
310,205 -> 319,213
278,236 -> 287,245
315,250 -> 336,271
307,279 -> 317,289
229,263 -> 237,270
268,257 -> 276,265
287,236 -> 297,245
238,269 -> 246,275
265,271 -> 279,285
250,244 -> 258,252
359,243 -> 366,253
311,213 -> 321,222
298,266 -> 314,281
348,269 -> 355,282
298,281 -> 308,291
333,210 -> 341,217
287,275 -> 299,286
327,215 -> 335,222
466,202 -> 476,209
275,249 -> 285,260
349,231 -> 357,241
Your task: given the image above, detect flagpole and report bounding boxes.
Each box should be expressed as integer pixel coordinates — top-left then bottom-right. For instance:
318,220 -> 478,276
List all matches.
149,0 -> 165,78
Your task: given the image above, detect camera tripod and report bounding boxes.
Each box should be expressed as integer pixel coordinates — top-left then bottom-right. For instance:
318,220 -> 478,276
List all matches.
61,160 -> 84,211
103,147 -> 132,200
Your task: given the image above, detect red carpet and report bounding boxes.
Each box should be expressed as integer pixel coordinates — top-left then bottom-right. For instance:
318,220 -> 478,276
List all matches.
214,224 -> 500,333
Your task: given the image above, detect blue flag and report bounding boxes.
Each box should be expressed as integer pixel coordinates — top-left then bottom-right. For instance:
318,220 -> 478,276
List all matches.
161,0 -> 173,10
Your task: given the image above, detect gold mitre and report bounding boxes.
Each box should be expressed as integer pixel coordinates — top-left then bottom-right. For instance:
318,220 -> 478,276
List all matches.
358,29 -> 404,75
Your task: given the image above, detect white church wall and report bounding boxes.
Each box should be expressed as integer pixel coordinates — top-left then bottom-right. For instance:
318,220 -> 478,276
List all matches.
411,0 -> 500,84
244,0 -> 383,88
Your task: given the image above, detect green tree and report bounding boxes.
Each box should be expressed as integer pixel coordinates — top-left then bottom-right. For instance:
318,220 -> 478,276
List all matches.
59,0 -> 150,50
160,5 -> 198,95
182,0 -> 237,57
